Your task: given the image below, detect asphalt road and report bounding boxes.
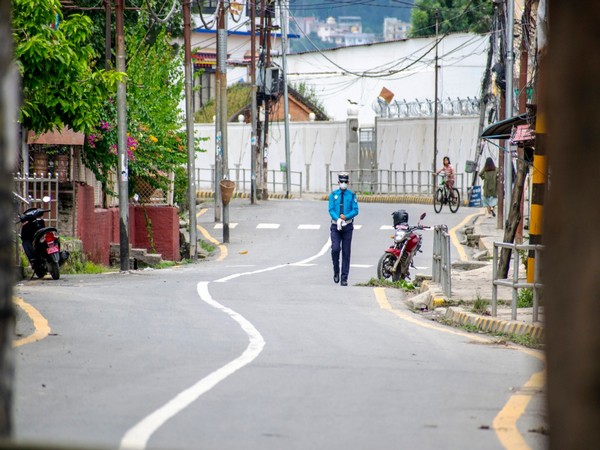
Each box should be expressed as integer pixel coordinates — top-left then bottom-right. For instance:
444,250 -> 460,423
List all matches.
13,198 -> 547,450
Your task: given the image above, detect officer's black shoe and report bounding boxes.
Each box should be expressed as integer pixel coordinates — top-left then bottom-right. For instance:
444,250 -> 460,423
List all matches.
341,280 -> 348,286
334,274 -> 340,283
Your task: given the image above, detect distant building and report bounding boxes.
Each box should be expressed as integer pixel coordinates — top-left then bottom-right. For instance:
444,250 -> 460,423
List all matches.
315,16 -> 375,47
383,18 -> 411,41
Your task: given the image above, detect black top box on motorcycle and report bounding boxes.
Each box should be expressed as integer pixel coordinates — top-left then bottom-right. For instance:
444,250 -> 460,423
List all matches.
392,209 -> 409,227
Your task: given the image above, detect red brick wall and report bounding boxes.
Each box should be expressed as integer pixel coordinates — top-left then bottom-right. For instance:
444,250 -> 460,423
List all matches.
133,206 -> 180,261
76,184 -> 180,264
76,185 -> 111,265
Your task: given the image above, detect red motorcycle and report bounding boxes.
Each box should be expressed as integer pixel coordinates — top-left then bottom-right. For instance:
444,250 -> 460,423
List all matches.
377,210 -> 430,281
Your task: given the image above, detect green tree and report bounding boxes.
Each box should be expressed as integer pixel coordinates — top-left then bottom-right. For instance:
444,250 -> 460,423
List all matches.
410,0 -> 493,37
82,26 -> 205,203
12,0 -> 119,133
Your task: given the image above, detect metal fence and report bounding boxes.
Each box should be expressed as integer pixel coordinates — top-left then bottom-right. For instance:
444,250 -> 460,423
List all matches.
432,225 -> 451,296
196,167 -> 303,196
492,242 -> 544,322
13,173 -> 59,228
329,169 -> 467,197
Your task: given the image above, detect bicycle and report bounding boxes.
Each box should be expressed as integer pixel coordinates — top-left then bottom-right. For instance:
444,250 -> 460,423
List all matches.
433,174 -> 460,213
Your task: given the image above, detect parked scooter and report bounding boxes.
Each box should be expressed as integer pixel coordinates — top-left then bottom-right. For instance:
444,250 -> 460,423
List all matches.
377,210 -> 431,281
17,196 -> 69,280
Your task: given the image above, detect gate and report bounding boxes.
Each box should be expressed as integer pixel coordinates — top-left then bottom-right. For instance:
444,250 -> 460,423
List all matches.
358,127 -> 377,192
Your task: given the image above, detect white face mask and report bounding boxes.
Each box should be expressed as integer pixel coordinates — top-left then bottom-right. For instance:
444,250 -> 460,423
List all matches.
339,182 -> 348,190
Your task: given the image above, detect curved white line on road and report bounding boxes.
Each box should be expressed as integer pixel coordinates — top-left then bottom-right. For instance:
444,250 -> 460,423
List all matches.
214,239 -> 331,283
119,282 -> 265,450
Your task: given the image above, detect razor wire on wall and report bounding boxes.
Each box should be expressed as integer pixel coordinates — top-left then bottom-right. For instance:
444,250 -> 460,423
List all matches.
372,97 -> 480,118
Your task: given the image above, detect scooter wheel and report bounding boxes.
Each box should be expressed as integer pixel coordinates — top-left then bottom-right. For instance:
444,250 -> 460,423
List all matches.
34,266 -> 47,279
49,261 -> 60,280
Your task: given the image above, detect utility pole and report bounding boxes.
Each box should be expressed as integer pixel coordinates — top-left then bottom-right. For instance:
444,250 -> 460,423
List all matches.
183,0 -> 197,259
432,9 -> 440,178
279,0 -> 291,198
115,0 -> 130,271
504,0 -> 514,225
250,0 -> 258,204
0,1 -> 17,435
215,1 -> 229,230
214,0 -> 228,221
104,0 -> 112,70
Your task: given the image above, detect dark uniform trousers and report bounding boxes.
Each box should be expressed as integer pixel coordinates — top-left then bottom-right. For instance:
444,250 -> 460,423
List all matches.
330,222 -> 354,282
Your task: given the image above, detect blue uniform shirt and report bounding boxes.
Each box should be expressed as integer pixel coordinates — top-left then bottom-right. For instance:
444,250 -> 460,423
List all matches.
329,188 -> 359,221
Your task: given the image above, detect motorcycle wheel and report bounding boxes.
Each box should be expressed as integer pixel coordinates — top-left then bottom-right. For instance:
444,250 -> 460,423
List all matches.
49,261 -> 60,280
377,253 -> 400,281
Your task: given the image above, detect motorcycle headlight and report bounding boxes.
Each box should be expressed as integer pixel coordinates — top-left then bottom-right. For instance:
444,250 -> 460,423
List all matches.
394,230 -> 406,242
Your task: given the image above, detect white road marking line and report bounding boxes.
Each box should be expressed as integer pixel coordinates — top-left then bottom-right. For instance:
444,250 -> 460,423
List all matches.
215,239 -> 331,283
119,282 -> 265,450
354,224 -> 363,229
120,239 -> 334,448
298,224 -> 321,230
351,264 -> 372,268
380,225 -> 394,230
256,223 -> 280,229
214,223 -> 238,229
291,263 -> 317,267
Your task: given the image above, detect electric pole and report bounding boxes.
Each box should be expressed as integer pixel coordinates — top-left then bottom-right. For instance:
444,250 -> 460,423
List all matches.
250,0 -> 258,204
279,0 -> 291,198
432,9 -> 439,179
214,0 -> 228,221
116,0 -> 130,271
504,0 -> 514,225
183,0 -> 197,259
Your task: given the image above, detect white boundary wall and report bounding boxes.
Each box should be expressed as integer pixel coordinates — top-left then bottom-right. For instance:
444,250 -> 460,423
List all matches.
194,114 -> 480,193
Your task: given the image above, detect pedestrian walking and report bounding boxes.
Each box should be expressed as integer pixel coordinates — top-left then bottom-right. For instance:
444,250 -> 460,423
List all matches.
435,156 -> 456,199
328,172 -> 359,286
479,157 -> 498,217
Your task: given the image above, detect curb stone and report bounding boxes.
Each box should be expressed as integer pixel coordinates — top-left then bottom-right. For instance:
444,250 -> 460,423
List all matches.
444,306 -> 544,340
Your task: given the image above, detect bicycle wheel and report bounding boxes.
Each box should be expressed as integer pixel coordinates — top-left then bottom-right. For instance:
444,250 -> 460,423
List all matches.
433,188 -> 444,213
449,188 -> 460,213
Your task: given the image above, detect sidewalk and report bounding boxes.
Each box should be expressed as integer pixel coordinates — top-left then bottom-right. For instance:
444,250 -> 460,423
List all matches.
405,208 -> 544,342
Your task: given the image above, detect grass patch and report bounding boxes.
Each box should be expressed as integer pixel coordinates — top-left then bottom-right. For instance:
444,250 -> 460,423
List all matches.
360,277 -> 416,291
518,288 -> 534,308
199,240 -> 216,254
61,249 -> 112,274
471,291 -> 490,315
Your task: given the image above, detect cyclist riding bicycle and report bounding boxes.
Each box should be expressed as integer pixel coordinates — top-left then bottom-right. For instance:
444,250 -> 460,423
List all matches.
435,156 -> 456,200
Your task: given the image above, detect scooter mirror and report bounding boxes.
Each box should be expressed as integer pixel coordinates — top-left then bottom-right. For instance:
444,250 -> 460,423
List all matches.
420,212 -> 426,220
42,196 -> 51,203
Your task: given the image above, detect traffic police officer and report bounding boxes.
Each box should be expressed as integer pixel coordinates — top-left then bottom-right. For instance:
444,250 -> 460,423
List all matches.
328,172 -> 359,286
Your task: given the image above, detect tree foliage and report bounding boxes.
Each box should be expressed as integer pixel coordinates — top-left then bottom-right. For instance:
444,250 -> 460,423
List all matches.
410,0 -> 493,37
82,26 -> 204,202
12,0 -> 120,133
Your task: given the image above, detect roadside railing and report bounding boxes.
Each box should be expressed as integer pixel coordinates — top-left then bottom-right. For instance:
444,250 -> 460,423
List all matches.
492,242 -> 544,322
432,224 -> 451,296
196,167 -> 303,196
329,169 -> 467,198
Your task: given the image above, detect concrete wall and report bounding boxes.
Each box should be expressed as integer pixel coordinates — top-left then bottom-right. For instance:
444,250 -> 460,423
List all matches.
280,33 -> 489,125
194,114 -> 481,193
